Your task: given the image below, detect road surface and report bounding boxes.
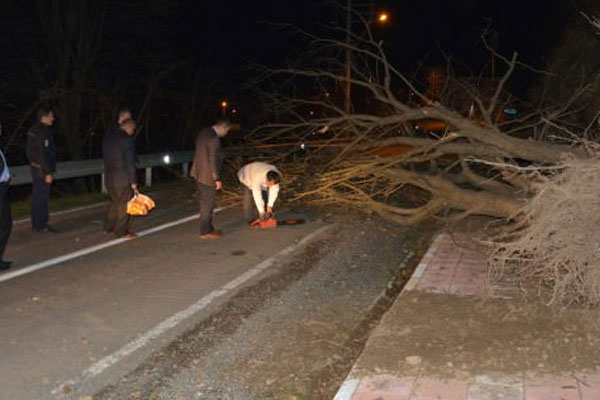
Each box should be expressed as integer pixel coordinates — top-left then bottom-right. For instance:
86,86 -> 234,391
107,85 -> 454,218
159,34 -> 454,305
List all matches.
0,194 -> 329,400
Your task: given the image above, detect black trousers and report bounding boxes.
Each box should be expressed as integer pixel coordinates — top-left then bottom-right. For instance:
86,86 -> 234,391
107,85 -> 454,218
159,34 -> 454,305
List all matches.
105,185 -> 133,236
242,185 -> 268,223
0,183 -> 12,260
197,182 -> 217,235
30,167 -> 50,231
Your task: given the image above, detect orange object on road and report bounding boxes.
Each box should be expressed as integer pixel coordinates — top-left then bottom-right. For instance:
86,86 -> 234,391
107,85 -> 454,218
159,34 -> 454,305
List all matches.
127,193 -> 155,216
250,217 -> 278,229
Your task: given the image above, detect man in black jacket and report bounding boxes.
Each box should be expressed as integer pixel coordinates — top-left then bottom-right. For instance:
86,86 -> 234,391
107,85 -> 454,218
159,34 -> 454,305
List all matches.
102,118 -> 138,238
0,119 -> 12,270
26,107 -> 57,233
190,119 -> 232,239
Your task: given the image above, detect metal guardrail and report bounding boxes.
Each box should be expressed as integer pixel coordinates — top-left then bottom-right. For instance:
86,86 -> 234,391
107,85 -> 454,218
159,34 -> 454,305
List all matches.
9,151 -> 193,191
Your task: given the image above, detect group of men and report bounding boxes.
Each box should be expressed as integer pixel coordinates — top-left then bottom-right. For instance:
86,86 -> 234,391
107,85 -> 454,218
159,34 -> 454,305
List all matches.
190,119 -> 281,239
103,114 -> 282,241
0,110 -> 281,271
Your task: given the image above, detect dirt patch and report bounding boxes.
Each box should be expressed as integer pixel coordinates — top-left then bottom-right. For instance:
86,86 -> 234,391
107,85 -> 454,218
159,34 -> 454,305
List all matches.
357,233 -> 600,381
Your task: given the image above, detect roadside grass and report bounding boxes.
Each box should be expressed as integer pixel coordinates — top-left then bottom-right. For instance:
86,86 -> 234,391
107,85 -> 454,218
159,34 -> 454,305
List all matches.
11,178 -> 193,220
11,192 -> 107,220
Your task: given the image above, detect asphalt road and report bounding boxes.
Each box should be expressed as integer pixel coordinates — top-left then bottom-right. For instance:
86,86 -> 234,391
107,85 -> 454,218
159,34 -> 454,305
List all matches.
0,196 -> 328,400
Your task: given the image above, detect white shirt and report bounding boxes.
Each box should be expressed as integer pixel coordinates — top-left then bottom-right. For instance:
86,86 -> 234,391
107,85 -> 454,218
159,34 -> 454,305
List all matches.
237,162 -> 280,212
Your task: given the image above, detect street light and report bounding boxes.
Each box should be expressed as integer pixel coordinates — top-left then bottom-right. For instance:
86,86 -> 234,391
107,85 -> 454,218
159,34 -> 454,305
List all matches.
221,100 -> 228,117
344,2 -> 390,115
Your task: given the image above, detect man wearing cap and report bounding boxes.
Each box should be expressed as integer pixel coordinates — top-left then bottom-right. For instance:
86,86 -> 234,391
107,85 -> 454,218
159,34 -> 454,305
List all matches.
26,106 -> 57,233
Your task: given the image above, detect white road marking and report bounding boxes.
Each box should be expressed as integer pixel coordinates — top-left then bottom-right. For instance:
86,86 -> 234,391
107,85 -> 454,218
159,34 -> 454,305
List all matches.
333,378 -> 360,400
14,201 -> 108,224
52,223 -> 334,396
0,208 -> 226,284
332,252 -> 416,400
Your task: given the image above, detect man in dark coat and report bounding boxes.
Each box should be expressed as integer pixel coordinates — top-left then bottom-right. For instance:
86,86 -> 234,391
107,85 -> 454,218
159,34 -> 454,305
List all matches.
0,119 -> 12,270
26,106 -> 57,233
190,119 -> 232,239
102,118 -> 138,238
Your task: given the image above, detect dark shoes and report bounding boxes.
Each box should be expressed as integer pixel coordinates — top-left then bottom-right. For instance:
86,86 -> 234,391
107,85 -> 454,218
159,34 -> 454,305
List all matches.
35,225 -> 59,233
0,260 -> 12,271
198,230 -> 222,240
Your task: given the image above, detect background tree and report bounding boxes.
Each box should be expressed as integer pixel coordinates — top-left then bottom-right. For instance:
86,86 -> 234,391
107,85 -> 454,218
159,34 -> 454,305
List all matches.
38,0 -> 107,160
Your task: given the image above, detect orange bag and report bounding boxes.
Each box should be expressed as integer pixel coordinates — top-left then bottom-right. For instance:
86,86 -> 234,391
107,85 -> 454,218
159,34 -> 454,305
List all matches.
127,191 -> 155,216
136,193 -> 155,210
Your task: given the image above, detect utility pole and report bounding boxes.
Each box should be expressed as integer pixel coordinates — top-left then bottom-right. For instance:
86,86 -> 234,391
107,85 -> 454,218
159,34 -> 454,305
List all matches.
345,0 -> 352,115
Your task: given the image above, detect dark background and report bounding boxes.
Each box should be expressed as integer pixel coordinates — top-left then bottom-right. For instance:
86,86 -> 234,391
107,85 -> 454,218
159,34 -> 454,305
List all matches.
0,0 -> 581,163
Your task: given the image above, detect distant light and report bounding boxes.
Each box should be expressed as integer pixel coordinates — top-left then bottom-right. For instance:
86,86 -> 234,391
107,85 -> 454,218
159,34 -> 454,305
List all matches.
300,143 -> 306,150
232,108 -> 237,114
504,108 -> 517,116
163,154 -> 171,164
378,12 -> 389,23
309,110 -> 314,116
317,125 -> 329,134
221,101 -> 228,108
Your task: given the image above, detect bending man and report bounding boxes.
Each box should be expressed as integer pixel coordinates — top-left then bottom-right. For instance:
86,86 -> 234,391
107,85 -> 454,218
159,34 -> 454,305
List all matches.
237,161 -> 281,224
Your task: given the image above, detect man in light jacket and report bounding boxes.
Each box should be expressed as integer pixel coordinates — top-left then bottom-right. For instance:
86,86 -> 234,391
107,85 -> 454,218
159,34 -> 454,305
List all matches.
237,161 -> 281,224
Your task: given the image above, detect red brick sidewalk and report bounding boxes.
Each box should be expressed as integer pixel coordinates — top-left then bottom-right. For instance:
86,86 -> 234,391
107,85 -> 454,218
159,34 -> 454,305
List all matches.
333,233 -> 600,400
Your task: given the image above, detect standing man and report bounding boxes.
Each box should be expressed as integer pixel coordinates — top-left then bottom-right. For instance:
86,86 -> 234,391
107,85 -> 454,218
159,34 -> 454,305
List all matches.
102,118 -> 138,238
0,120 -> 12,270
190,119 -> 232,239
26,106 -> 57,233
237,161 -> 281,224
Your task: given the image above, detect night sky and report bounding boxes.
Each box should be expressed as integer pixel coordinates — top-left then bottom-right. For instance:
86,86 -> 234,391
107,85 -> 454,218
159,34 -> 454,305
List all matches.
0,0 -> 573,95
179,0 -> 570,73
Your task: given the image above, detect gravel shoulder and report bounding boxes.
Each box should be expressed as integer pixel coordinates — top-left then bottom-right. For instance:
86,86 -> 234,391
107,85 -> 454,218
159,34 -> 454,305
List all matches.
95,213 -> 437,400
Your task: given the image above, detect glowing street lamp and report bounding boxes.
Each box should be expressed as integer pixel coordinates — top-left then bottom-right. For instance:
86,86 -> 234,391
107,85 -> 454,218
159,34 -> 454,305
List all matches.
345,2 -> 391,115
220,100 -> 228,117
378,12 -> 389,23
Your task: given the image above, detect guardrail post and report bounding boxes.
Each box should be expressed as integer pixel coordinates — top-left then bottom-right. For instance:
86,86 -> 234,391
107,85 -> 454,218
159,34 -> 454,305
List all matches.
182,162 -> 189,177
101,173 -> 107,194
145,167 -> 152,187
9,151 -> 192,187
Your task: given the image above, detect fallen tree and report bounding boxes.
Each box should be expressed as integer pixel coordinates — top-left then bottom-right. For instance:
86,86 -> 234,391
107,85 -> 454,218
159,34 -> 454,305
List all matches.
488,156 -> 600,308
240,5 -> 600,307
244,9 -> 592,225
